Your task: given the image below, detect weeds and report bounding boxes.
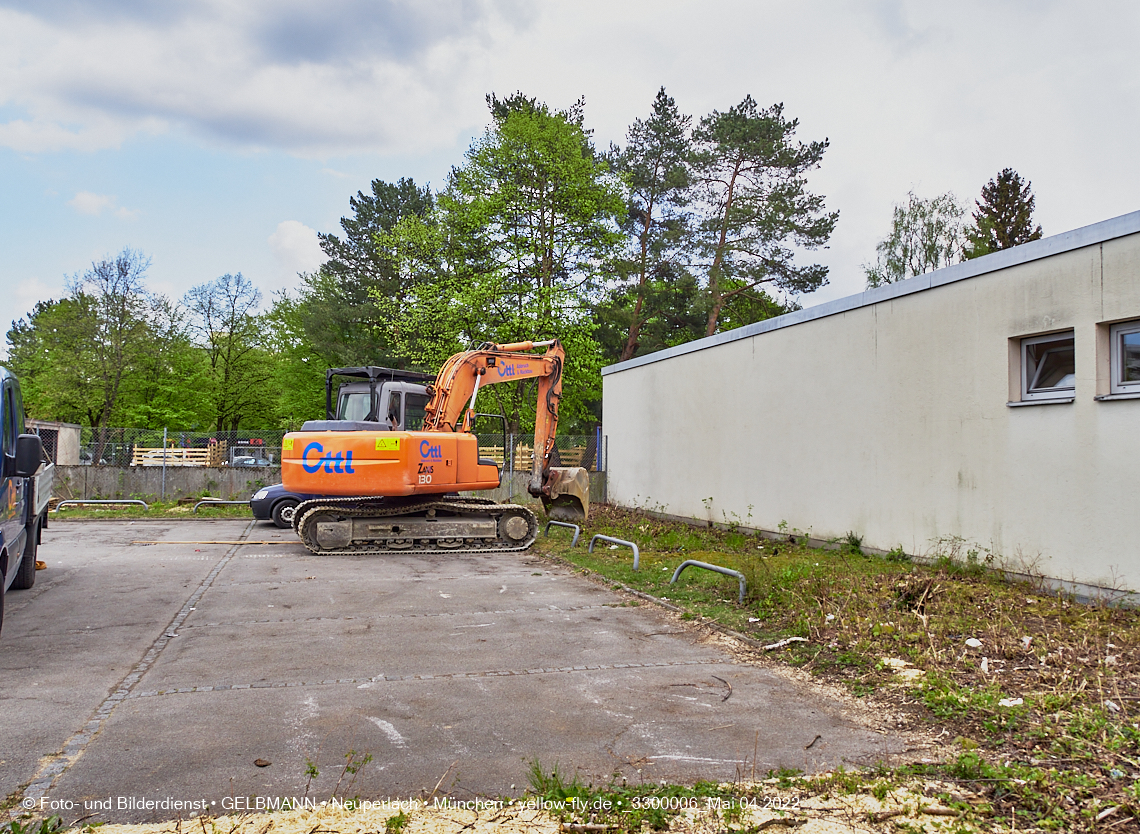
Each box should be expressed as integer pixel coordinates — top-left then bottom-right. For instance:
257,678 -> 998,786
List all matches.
538,504 -> 1140,832
0,818 -> 63,834
383,811 -> 409,834
525,760 -> 730,832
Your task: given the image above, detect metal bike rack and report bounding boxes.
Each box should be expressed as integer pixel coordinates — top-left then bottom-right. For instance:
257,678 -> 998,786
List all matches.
670,560 -> 747,605
193,500 -> 250,513
544,520 -> 581,547
588,534 -> 640,571
55,499 -> 149,510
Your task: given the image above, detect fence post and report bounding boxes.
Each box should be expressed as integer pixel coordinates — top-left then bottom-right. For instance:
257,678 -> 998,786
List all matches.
508,432 -> 514,501
161,427 -> 168,501
596,425 -> 602,471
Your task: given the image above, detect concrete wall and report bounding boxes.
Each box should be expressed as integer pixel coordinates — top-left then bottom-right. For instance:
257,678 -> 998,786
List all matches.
53,466 -> 280,501
602,212 -> 1140,592
466,471 -> 607,506
52,465 -> 607,509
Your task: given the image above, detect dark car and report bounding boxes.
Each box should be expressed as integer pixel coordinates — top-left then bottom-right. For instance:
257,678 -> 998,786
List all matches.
232,455 -> 273,467
250,483 -> 318,528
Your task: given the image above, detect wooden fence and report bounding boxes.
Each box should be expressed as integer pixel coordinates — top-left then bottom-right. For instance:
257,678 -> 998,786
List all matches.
131,444 -> 228,467
478,444 -> 592,469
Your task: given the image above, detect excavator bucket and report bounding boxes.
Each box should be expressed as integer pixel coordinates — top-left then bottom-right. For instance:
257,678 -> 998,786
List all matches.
542,466 -> 590,522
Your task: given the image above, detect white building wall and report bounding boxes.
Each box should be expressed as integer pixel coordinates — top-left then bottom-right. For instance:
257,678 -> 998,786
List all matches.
601,213 -> 1140,592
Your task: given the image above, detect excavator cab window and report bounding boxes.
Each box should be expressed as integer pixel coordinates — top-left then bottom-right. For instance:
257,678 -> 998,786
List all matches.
338,392 -> 371,422
405,393 -> 428,431
386,391 -> 402,429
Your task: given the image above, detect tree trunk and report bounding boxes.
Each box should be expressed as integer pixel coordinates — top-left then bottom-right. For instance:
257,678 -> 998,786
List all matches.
620,204 -> 655,362
704,158 -> 741,337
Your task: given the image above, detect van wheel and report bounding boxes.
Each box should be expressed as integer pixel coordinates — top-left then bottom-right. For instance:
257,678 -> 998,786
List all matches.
11,527 -> 37,590
272,499 -> 299,529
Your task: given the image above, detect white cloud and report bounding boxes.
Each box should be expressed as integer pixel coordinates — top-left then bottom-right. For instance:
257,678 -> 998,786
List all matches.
68,190 -> 113,215
267,220 -> 325,293
0,0 -> 527,155
1,0 -> 1138,303
67,190 -> 137,218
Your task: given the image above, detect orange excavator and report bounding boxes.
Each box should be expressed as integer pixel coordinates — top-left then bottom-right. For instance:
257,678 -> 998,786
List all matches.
281,339 -> 590,555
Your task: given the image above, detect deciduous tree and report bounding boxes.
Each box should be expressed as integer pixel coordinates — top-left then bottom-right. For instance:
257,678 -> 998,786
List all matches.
864,191 -> 965,288
398,93 -> 625,431
184,273 -> 276,431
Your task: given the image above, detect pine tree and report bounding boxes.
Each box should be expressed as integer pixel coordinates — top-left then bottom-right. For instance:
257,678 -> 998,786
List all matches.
963,168 -> 1042,259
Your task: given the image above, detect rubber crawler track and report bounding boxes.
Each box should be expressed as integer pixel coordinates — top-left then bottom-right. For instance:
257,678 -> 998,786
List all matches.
293,496 -> 539,555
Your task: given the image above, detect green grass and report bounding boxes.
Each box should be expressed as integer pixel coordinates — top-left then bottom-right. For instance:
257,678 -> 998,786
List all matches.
51,499 -> 252,520
535,504 -> 1140,833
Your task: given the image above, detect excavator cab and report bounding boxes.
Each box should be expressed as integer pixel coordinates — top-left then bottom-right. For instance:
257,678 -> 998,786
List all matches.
326,367 -> 434,428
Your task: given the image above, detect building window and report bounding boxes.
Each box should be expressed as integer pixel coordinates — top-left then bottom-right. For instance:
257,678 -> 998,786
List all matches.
1110,320 -> 1140,394
1021,331 -> 1075,401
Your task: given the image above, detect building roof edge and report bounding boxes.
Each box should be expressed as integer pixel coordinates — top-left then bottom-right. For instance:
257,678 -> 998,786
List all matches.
601,209 -> 1140,376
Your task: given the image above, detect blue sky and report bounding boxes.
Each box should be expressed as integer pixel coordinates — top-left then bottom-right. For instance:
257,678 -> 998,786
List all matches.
2,0 -> 1138,346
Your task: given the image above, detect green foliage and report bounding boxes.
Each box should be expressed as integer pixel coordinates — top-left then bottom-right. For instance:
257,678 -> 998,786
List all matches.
383,811 -> 409,834
3,93 -> 840,433
1,816 -> 63,834
964,168 -> 1043,259
864,191 -> 965,288
886,545 -> 910,562
7,250 -> 221,431
382,93 -> 625,431
184,273 -> 278,431
311,177 -> 435,368
605,87 -> 695,363
842,531 -> 864,555
525,760 -> 728,832
691,96 -> 837,336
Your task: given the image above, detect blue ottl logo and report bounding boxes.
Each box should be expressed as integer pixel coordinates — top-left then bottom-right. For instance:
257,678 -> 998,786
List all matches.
302,442 -> 356,474
419,440 -> 443,460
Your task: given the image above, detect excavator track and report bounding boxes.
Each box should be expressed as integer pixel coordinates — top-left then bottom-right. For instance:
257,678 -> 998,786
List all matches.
292,495 -> 539,555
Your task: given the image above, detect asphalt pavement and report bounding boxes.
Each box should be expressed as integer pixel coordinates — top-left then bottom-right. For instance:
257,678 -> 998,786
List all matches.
0,519 -> 905,823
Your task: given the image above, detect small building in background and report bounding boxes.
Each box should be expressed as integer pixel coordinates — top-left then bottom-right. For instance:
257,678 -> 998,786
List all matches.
27,419 -> 83,466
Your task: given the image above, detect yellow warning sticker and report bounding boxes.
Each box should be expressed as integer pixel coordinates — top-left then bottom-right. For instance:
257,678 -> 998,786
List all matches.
375,438 -> 401,451
282,437 -> 294,451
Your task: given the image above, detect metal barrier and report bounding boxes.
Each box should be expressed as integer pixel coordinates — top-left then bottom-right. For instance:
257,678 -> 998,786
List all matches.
544,520 -> 581,547
55,499 -> 149,510
670,560 -> 747,605
193,500 -> 250,514
588,534 -> 640,571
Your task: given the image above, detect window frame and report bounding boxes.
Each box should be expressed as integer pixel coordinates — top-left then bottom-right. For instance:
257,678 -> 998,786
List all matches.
1020,330 -> 1076,403
1109,320 -> 1140,395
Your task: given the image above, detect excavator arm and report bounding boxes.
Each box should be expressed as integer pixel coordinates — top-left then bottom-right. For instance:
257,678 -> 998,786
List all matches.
422,339 -> 574,505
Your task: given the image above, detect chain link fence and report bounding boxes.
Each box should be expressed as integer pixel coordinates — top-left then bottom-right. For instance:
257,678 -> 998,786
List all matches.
32,425 -> 606,473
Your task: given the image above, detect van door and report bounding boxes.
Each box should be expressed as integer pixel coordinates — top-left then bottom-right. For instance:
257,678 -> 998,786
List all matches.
0,380 -> 27,589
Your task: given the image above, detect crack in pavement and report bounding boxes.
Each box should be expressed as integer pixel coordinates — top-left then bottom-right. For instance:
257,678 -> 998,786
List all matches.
128,659 -> 734,699
176,604 -> 616,629
20,520 -> 256,802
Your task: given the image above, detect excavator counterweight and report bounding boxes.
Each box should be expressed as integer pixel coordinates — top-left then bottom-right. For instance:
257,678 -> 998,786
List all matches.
281,339 -> 588,555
